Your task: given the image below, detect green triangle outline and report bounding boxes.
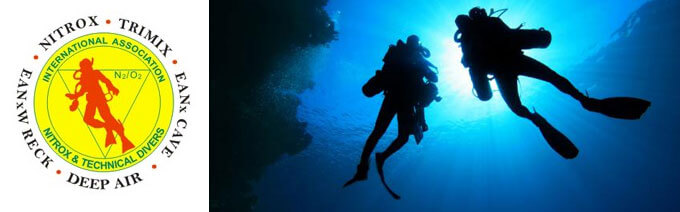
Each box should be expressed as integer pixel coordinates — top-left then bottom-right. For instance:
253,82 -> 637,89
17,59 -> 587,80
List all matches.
55,70 -> 152,158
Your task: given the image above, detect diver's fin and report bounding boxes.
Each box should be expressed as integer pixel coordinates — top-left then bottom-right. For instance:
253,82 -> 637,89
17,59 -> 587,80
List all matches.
343,164 -> 368,188
375,152 -> 401,199
105,129 -> 116,147
343,176 -> 362,188
531,113 -> 579,159
582,97 -> 651,120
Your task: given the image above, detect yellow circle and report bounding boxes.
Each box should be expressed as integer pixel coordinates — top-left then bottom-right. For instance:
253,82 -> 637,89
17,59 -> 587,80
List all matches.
34,33 -> 174,172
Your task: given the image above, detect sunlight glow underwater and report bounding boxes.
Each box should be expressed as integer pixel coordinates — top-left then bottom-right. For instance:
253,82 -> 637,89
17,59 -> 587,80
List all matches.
252,0 -> 676,211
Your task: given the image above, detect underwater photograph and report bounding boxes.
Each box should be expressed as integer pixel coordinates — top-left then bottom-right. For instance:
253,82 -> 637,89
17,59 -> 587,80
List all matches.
212,0 -> 680,211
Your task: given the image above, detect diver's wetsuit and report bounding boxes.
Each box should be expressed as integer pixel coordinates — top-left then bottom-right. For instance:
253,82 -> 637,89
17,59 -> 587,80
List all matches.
456,8 -> 649,159
347,39 -> 437,189
363,42 -> 438,165
358,46 -> 419,169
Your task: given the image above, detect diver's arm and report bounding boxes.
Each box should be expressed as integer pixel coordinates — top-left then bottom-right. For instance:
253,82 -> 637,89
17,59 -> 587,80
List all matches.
74,87 -> 85,97
424,69 -> 438,83
65,82 -> 85,100
97,71 -> 119,95
418,59 -> 438,83
67,85 -> 86,99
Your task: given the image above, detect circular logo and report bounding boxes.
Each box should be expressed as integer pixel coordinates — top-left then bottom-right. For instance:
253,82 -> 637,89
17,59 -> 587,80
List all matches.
33,32 -> 173,172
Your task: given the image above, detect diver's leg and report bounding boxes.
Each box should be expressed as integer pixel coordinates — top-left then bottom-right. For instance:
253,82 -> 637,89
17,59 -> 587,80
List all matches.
496,74 -> 534,119
379,104 -> 414,157
95,102 -> 118,147
497,74 -> 579,159
374,105 -> 413,199
359,97 -> 396,166
83,102 -> 105,128
98,103 -> 135,153
516,55 -> 650,119
97,102 -> 118,129
516,55 -> 587,102
376,104 -> 414,172
344,97 -> 396,187
376,134 -> 409,163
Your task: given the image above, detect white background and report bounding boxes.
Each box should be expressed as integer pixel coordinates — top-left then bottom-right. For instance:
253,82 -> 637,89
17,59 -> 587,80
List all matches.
0,0 -> 209,211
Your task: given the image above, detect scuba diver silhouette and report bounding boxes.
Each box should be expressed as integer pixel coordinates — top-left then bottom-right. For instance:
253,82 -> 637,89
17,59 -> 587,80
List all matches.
344,35 -> 440,199
65,58 -> 135,154
454,7 -> 650,158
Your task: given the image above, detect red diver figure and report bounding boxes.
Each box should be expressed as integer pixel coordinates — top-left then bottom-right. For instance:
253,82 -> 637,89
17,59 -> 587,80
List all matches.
65,58 -> 135,153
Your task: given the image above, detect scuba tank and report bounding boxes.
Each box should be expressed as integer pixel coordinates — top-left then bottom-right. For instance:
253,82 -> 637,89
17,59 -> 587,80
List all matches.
469,68 -> 493,101
362,70 -> 385,97
362,40 -> 409,97
511,27 -> 552,49
455,7 -> 552,51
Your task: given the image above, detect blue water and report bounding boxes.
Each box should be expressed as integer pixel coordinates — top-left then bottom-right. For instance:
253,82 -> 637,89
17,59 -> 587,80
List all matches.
253,0 -> 680,211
